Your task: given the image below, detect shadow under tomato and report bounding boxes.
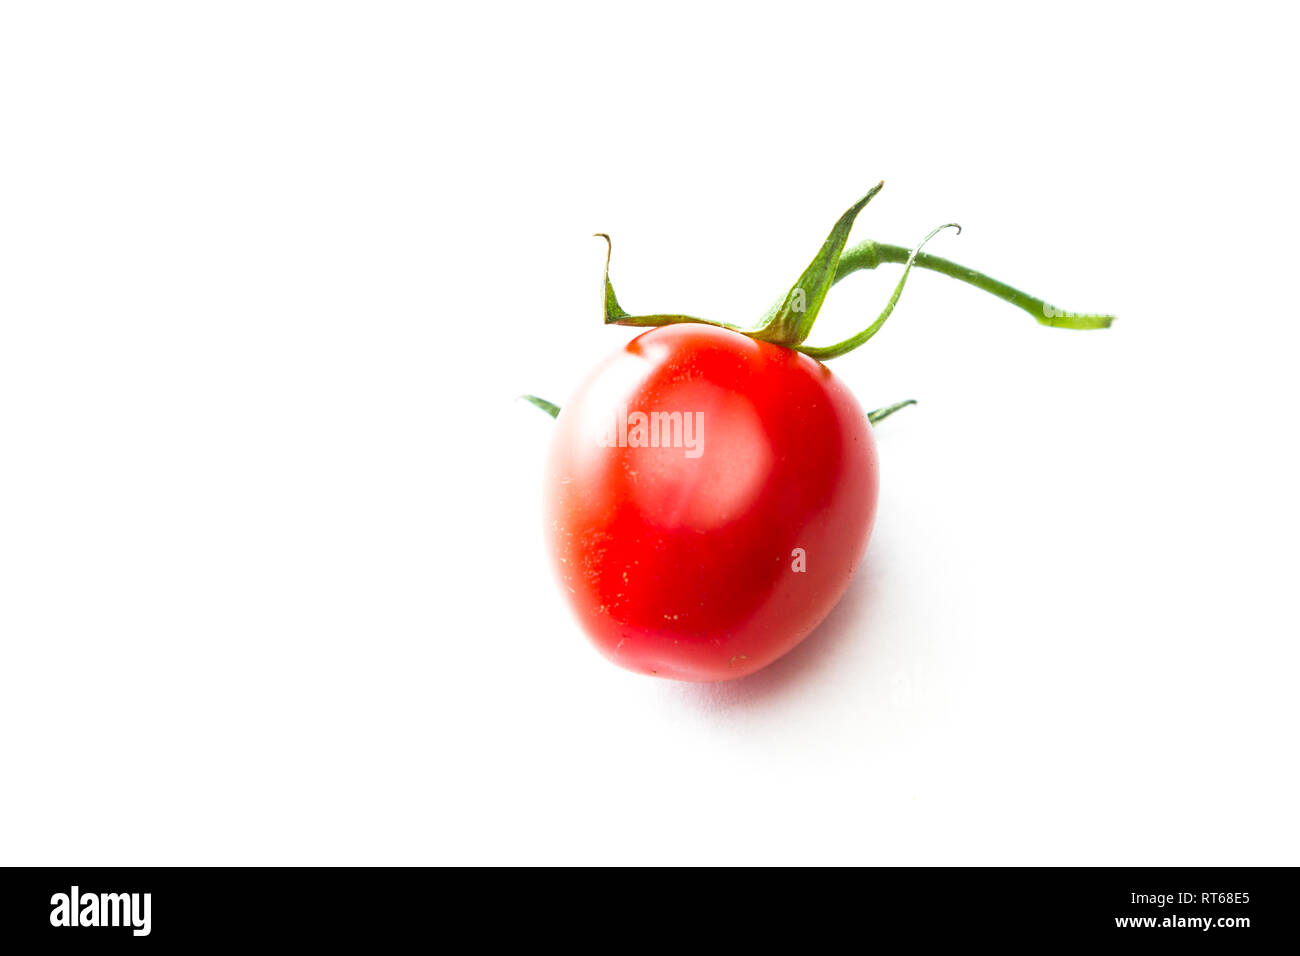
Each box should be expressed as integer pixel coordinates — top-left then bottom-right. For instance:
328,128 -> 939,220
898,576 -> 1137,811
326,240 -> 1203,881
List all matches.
668,552 -> 885,711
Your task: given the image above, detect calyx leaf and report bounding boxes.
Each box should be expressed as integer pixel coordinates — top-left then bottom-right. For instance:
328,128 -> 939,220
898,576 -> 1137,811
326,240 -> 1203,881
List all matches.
749,181 -> 884,346
598,234 -> 740,332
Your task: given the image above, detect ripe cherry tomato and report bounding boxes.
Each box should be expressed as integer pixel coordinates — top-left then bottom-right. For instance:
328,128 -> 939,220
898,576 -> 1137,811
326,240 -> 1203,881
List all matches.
534,186 -> 1113,681
545,323 -> 878,681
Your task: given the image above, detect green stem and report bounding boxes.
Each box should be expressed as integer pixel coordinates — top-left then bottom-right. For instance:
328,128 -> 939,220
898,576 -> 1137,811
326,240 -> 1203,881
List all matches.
796,224 -> 959,361
833,241 -> 1114,330
867,399 -> 917,425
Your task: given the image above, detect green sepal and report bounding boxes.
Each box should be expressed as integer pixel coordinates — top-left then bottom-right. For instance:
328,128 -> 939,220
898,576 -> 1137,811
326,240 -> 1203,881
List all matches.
749,182 -> 884,346
597,234 -> 741,332
867,399 -> 917,425
519,394 -> 560,419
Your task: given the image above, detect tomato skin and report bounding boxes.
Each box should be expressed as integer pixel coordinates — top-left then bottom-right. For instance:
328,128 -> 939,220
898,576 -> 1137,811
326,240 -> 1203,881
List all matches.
545,324 -> 879,681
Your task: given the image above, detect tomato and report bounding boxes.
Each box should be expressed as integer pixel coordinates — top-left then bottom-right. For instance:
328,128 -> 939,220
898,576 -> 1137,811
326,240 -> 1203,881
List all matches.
533,186 -> 1113,681
544,323 -> 878,681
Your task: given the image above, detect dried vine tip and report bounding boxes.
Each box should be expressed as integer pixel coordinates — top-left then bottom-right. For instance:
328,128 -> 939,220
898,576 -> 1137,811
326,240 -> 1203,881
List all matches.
519,394 -> 561,419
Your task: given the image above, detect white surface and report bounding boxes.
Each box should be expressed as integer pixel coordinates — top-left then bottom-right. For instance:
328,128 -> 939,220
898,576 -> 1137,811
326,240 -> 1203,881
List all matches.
1,2 -> 1297,865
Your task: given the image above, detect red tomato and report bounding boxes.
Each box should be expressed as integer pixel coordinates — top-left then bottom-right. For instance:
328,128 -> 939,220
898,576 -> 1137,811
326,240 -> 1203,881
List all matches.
545,323 -> 879,681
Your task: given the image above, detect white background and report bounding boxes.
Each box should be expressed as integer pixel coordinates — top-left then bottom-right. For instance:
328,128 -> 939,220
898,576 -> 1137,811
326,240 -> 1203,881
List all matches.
2,2 -> 1297,865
